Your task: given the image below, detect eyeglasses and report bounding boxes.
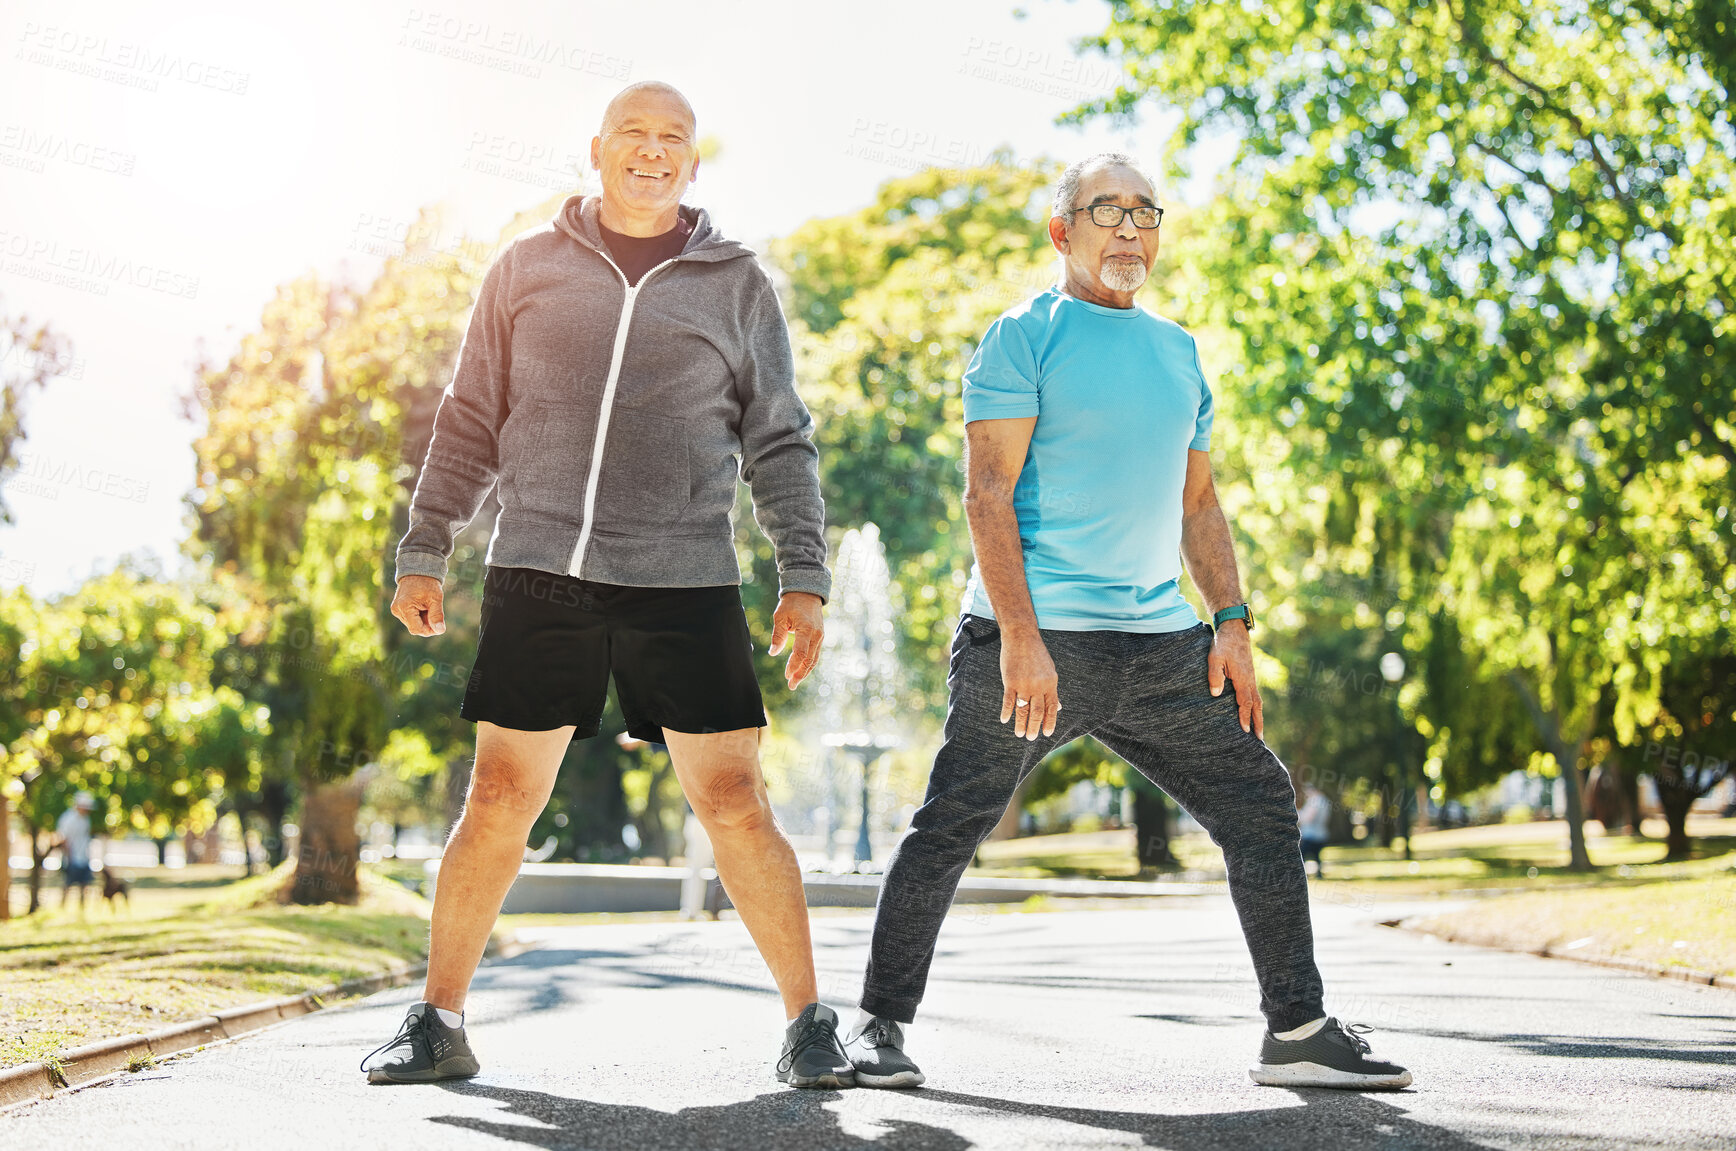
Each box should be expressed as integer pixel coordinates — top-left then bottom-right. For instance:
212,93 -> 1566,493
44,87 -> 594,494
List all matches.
1068,204 -> 1164,229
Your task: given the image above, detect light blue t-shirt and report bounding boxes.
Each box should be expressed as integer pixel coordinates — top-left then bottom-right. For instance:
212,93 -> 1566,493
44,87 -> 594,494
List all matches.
959,286 -> 1214,632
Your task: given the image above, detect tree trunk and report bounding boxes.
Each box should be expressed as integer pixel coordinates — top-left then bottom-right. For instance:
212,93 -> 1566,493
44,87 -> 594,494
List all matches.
1616,765 -> 1643,834
1506,671 -> 1594,871
29,828 -> 46,915
261,778 -> 290,868
230,807 -> 257,876
154,836 -> 170,866
1657,779 -> 1696,861
634,757 -> 675,860
288,775 -> 363,904
0,793 -> 10,921
1552,737 -> 1593,871
1131,780 -> 1180,871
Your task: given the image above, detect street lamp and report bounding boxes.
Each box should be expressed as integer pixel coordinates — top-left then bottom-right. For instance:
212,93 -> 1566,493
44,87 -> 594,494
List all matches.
1379,652 -> 1410,860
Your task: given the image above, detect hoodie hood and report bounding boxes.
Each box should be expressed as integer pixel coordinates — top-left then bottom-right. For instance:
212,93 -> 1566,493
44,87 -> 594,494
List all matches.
554,194 -> 755,265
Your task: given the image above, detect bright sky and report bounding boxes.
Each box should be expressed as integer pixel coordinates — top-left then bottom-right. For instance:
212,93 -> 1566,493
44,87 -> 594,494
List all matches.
0,0 -> 1192,599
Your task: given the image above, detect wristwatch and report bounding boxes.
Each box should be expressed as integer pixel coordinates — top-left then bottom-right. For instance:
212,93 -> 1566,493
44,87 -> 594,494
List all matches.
1212,603 -> 1255,633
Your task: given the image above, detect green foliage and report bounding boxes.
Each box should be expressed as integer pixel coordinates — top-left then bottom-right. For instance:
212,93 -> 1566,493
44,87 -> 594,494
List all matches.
0,298 -> 73,526
760,159 -> 1063,716
2,562 -> 238,842
1064,0 -> 1734,856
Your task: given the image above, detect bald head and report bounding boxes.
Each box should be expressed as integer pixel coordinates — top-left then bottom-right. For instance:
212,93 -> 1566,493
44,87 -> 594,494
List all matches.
600,81 -> 695,136
591,80 -> 701,236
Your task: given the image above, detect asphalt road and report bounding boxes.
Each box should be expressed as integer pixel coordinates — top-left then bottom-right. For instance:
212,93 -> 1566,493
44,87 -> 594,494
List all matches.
8,896 -> 1735,1150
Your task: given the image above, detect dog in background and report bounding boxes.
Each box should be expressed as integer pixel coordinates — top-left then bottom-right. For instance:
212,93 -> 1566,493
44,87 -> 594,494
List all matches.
100,865 -> 131,911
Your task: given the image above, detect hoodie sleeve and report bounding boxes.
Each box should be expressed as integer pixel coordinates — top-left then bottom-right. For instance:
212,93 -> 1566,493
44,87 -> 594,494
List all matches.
733,278 -> 832,603
394,247 -> 514,584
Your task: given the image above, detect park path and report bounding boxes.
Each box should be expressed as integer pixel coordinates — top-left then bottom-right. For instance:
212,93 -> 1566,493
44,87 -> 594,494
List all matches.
7,896 -> 1734,1149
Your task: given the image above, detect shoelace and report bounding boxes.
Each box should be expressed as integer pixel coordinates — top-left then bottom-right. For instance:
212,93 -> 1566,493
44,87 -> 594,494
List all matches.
358,1011 -> 427,1072
1330,1020 -> 1376,1057
862,1021 -> 896,1049
778,1013 -> 841,1075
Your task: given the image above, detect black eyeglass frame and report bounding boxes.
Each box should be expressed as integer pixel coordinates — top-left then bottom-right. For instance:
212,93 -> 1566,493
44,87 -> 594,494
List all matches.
1067,204 -> 1165,229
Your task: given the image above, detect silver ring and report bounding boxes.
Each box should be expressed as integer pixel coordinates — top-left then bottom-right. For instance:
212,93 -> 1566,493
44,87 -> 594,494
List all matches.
1015,699 -> 1030,708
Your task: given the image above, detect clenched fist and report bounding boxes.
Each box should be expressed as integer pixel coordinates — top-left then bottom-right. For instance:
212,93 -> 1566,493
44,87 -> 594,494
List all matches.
391,574 -> 446,637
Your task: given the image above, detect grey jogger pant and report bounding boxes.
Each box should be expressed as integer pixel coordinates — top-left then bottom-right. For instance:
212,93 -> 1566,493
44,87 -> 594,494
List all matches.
860,614 -> 1327,1033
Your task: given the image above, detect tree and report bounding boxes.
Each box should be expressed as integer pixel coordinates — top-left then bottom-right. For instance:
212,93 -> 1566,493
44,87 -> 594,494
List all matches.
765,159 -> 1063,720
2,562 -> 234,911
0,297 -> 73,526
1070,0 -> 1734,867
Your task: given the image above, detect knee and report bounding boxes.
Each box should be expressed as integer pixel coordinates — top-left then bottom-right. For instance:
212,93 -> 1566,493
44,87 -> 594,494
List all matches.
457,759 -> 545,835
908,789 -> 1006,849
690,765 -> 772,836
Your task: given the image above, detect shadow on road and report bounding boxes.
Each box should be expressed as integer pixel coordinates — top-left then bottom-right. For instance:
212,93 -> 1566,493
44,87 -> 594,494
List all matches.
428,1081 -> 1488,1151
428,1084 -> 970,1150
1398,1027 -> 1736,1067
915,1088 -> 1486,1151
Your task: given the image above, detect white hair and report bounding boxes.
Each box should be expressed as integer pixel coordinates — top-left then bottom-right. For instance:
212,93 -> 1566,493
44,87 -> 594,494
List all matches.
1051,152 -> 1158,219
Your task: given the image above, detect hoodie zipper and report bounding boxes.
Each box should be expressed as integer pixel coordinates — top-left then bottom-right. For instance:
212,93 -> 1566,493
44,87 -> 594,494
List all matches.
567,250 -> 681,579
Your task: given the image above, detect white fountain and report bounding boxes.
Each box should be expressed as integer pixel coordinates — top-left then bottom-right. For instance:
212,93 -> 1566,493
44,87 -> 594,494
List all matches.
810,524 -> 901,869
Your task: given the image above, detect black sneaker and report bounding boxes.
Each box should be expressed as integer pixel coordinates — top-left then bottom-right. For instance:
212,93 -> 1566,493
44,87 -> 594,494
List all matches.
777,1003 -> 855,1089
844,1015 -> 924,1088
359,1002 -> 481,1084
1249,1017 -> 1412,1089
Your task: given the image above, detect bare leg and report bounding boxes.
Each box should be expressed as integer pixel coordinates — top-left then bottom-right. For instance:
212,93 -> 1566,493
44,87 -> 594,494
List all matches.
662,727 -> 818,1018
421,721 -> 571,1013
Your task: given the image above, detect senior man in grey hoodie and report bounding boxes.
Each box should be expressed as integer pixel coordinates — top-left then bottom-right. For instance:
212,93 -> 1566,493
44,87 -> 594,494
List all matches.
362,81 -> 853,1089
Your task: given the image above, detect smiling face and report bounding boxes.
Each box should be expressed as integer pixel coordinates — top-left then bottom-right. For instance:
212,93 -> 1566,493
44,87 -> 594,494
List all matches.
590,83 -> 699,235
1047,163 -> 1161,307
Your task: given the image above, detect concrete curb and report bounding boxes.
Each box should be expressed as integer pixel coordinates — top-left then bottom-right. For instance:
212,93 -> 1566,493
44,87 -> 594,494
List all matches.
1397,921 -> 1736,990
0,1063 -> 57,1108
1,934 -> 534,1114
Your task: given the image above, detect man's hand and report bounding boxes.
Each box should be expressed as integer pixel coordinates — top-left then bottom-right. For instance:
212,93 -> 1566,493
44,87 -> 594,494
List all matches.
1000,630 -> 1061,741
768,591 -> 824,690
1207,620 -> 1264,738
391,574 -> 447,637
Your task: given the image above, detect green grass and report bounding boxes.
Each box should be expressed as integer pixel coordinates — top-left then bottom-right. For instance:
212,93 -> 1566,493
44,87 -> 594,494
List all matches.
1409,870 -> 1736,977
0,861 -> 458,1073
969,816 -> 1736,897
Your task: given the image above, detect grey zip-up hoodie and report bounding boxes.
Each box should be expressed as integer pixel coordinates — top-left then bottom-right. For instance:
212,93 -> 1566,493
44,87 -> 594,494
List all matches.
394,194 -> 831,603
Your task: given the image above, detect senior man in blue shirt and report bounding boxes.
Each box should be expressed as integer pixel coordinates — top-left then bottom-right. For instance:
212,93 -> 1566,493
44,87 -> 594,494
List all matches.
842,153 -> 1412,1091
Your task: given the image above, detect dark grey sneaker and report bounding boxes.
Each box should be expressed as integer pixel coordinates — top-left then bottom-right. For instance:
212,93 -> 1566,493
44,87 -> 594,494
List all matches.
777,1003 -> 855,1089
844,1015 -> 924,1088
359,1003 -> 481,1084
1249,1017 -> 1411,1089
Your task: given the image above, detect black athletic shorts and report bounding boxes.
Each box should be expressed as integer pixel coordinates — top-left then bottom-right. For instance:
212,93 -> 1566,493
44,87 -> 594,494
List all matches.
460,566 -> 767,743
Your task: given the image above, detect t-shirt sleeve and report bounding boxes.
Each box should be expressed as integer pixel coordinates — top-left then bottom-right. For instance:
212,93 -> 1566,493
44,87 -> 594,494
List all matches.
1189,335 -> 1214,451
961,316 -> 1040,422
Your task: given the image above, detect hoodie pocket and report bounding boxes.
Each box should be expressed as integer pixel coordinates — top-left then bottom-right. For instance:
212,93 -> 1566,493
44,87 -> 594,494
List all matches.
504,401 -> 585,519
592,405 -> 692,527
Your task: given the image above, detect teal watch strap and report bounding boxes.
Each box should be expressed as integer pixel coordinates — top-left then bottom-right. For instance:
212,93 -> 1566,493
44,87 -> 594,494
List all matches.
1212,603 -> 1254,632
